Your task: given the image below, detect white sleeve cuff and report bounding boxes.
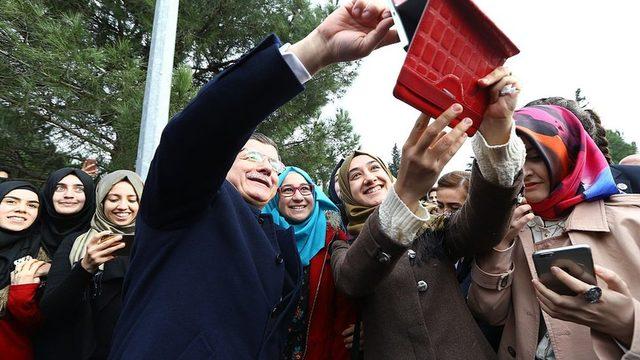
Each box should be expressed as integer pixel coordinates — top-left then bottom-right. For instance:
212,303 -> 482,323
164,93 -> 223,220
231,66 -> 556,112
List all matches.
378,186 -> 430,246
279,43 -> 312,85
472,125 -> 526,187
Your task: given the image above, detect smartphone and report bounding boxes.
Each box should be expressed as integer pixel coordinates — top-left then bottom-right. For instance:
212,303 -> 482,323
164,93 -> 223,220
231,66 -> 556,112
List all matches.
111,234 -> 135,257
532,244 -> 596,296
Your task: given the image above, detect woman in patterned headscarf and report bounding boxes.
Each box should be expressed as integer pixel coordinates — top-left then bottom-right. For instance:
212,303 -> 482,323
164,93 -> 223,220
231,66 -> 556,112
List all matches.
38,171 -> 143,360
468,105 -> 640,359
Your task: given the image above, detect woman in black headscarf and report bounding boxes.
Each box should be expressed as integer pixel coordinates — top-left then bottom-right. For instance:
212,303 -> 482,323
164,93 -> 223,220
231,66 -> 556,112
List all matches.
39,168 -> 95,258
0,181 -> 49,359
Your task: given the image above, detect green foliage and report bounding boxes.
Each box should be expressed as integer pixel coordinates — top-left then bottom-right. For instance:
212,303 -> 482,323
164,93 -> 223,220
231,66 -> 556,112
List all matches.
606,129 -> 637,164
0,107 -> 68,184
388,143 -> 400,177
273,108 -> 359,187
1,0 -> 360,180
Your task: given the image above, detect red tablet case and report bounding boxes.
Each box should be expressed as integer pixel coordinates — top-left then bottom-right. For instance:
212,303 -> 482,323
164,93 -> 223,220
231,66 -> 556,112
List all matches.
393,0 -> 520,135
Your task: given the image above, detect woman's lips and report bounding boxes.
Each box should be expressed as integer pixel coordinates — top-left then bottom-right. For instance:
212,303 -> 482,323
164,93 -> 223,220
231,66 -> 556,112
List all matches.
525,182 -> 539,190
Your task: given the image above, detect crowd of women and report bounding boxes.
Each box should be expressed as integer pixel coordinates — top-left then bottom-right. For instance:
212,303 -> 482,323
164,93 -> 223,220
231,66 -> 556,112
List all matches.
3,100 -> 639,360
2,0 -> 640,359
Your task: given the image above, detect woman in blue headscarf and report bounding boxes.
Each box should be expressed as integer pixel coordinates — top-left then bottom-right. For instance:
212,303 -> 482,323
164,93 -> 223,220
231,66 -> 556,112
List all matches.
264,166 -> 356,360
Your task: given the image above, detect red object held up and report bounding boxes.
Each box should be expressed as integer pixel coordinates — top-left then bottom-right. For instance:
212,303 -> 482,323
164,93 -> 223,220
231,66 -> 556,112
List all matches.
393,0 -> 520,136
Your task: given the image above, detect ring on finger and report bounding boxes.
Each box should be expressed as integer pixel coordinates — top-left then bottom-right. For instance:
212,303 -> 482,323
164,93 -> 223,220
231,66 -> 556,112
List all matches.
583,286 -> 602,304
499,84 -> 518,96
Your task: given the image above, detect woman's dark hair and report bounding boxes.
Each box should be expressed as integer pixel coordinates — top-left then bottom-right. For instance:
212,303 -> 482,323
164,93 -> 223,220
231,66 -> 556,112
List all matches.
328,158 -> 349,229
437,171 -> 471,194
525,97 -> 612,164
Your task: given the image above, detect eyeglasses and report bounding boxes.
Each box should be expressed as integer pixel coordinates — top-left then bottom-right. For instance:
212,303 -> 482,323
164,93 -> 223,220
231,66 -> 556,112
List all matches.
240,149 -> 285,174
278,184 -> 314,197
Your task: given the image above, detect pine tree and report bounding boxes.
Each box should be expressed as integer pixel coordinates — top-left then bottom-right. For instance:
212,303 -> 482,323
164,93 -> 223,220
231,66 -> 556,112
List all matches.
606,130 -> 638,164
388,143 -> 401,177
575,88 -> 589,108
0,0 -> 360,180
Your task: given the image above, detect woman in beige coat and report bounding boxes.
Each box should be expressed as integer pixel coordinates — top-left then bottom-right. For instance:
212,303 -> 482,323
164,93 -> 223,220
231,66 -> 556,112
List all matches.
467,104 -> 640,359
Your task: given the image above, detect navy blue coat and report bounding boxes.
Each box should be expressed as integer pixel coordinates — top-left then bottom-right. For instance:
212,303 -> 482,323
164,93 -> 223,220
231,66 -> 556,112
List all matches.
109,35 -> 303,359
611,164 -> 640,194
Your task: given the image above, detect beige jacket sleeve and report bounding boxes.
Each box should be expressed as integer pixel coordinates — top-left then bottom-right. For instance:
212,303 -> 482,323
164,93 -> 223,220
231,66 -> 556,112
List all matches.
466,239 -> 517,326
618,299 -> 640,359
465,127 -> 525,326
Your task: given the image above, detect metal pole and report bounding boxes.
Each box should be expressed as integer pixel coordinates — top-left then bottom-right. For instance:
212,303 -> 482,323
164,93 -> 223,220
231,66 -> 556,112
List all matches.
135,0 -> 180,180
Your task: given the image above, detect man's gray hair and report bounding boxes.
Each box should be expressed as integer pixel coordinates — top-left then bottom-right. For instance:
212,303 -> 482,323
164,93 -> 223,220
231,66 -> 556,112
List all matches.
248,132 -> 280,160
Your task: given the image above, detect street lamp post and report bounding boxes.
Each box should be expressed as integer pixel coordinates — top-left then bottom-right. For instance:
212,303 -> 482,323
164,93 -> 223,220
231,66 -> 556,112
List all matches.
135,0 -> 180,180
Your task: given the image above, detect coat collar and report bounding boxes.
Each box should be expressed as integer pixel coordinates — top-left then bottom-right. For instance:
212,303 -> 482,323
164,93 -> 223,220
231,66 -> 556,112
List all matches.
564,200 -> 609,232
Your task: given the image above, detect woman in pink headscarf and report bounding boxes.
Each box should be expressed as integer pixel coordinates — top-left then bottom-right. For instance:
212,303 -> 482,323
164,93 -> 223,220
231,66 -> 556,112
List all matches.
468,104 -> 640,359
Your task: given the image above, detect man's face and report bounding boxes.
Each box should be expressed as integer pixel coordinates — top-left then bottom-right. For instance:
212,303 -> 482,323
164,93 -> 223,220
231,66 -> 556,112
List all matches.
226,139 -> 280,209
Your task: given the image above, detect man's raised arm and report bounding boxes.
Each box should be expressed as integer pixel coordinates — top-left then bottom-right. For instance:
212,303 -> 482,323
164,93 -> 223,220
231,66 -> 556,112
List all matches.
141,0 -> 398,228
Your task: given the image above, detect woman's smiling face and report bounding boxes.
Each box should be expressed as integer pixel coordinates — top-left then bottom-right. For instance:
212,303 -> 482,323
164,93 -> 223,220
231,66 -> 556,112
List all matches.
347,155 -> 391,207
277,172 -> 314,223
0,189 -> 40,231
103,181 -> 139,226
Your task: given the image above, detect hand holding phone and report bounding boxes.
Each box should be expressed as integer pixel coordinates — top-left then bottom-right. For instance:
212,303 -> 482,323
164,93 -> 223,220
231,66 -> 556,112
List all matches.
532,244 -> 596,296
80,231 -> 125,273
532,263 -> 636,346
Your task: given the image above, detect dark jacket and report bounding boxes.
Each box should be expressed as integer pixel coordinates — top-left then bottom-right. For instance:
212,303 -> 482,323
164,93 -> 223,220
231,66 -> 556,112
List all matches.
38,232 -> 127,360
109,35 -> 303,360
611,164 -> 640,194
330,164 -> 523,359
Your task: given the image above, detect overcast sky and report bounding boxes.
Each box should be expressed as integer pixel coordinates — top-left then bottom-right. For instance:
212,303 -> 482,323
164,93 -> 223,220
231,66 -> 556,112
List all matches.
321,0 -> 640,173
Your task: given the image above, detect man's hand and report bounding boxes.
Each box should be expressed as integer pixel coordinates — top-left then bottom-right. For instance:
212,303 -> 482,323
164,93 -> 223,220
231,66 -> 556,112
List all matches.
289,0 -> 399,75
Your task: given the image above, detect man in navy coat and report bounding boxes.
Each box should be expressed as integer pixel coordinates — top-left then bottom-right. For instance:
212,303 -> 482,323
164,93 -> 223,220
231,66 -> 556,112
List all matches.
109,1 -> 398,359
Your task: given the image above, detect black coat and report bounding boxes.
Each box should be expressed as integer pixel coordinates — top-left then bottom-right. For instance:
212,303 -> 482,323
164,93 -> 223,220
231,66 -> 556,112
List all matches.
37,232 -> 128,360
109,35 -> 303,359
611,164 -> 640,194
